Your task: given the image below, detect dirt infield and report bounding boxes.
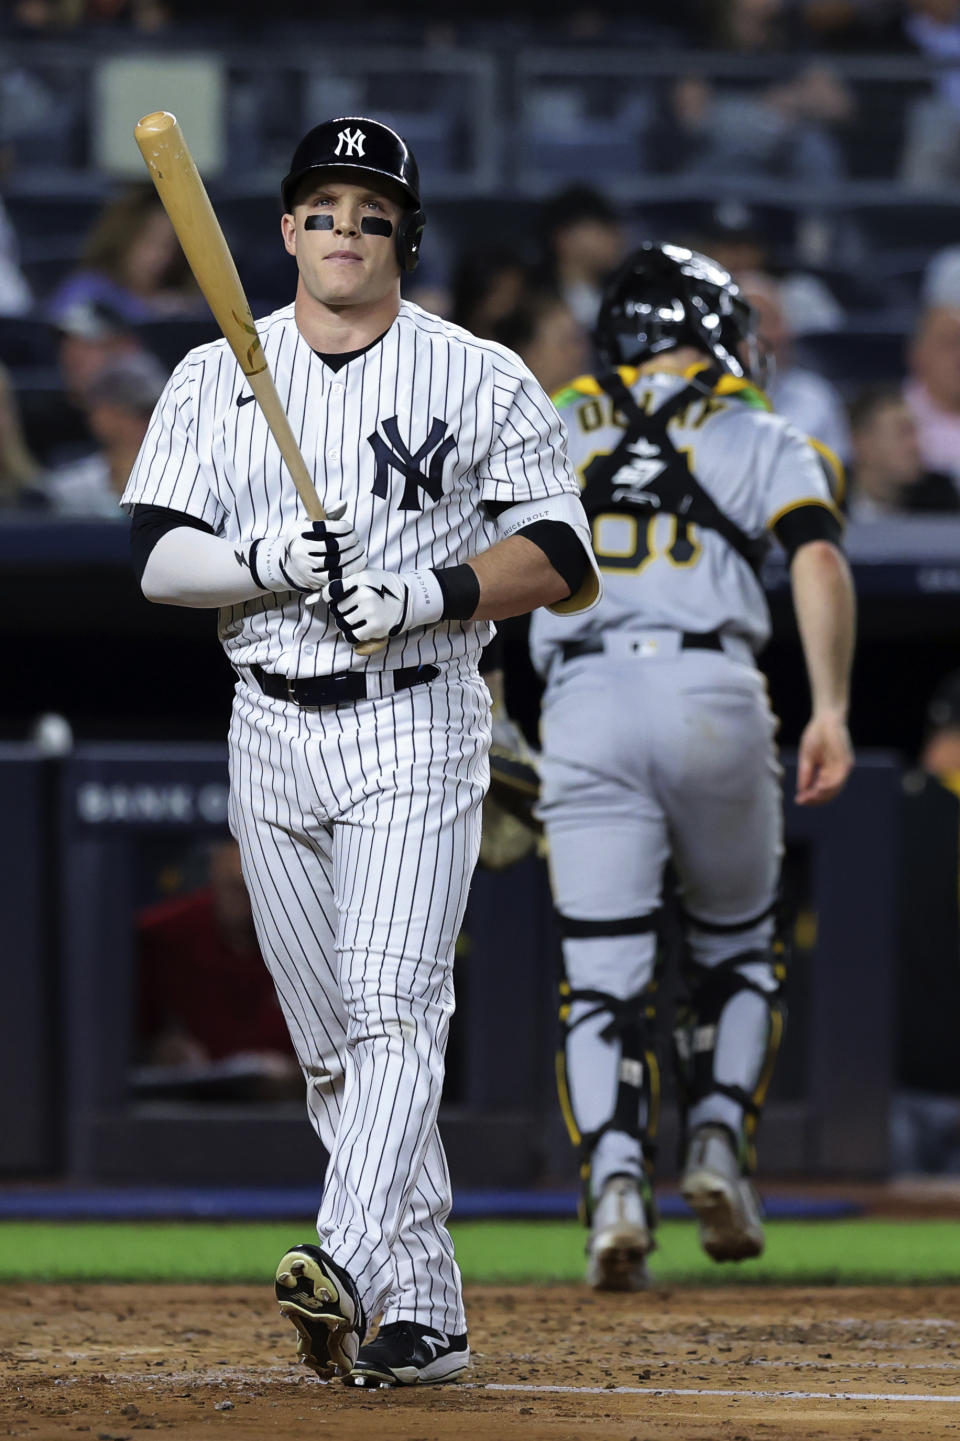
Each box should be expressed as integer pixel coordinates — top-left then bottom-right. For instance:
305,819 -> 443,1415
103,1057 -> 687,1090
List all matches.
4,1283 -> 960,1441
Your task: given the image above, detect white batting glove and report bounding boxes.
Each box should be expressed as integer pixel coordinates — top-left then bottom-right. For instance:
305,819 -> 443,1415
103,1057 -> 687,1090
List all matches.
320,567 -> 444,644
250,502 -> 366,593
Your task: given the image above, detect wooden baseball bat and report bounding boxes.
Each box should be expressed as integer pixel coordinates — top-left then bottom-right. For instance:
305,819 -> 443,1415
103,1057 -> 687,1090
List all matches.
133,109 -> 384,656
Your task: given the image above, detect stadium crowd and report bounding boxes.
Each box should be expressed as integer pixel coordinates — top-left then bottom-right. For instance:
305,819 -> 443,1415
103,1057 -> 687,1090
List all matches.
2,0 -> 960,1176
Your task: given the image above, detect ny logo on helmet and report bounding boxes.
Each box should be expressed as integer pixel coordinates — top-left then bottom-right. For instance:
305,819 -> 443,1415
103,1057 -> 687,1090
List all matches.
368,417 -> 457,511
334,128 -> 366,158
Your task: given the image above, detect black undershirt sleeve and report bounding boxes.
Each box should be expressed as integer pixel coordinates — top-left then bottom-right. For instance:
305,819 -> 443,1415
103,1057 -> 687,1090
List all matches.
482,500 -> 589,597
516,519 -> 589,595
773,503 -> 844,563
129,504 -> 216,583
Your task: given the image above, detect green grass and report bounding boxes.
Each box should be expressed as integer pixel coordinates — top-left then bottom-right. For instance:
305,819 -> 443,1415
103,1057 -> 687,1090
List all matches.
2,1219 -> 960,1286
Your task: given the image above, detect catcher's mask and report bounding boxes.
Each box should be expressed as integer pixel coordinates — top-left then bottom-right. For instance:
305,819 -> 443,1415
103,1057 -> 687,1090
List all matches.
282,115 -> 426,273
594,242 -> 761,381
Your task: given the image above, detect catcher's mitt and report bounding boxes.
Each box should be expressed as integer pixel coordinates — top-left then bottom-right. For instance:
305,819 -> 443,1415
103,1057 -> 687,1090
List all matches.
479,792 -> 539,870
478,719 -> 543,871
487,744 -> 542,831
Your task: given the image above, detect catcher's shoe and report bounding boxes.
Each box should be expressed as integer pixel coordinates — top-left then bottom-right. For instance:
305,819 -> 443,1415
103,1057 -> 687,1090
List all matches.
343,1320 -> 470,1388
275,1242 -> 365,1379
681,1124 -> 765,1261
586,1174 -> 654,1291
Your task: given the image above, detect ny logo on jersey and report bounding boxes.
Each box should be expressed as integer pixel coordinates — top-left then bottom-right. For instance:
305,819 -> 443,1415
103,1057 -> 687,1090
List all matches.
334,127 -> 366,158
368,416 -> 457,511
610,437 -> 667,503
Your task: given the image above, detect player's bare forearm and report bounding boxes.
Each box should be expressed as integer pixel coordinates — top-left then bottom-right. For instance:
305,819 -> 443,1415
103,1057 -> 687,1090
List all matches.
790,539 -> 856,805
790,540 -> 855,718
467,534 -> 570,621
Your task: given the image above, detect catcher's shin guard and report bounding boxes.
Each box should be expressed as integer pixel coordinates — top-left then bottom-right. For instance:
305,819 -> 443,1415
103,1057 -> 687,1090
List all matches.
554,908 -> 662,1224
674,906 -> 787,1173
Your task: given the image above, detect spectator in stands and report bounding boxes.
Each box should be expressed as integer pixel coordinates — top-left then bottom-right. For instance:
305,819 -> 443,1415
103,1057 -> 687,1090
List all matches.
846,386 -> 959,520
800,0 -> 904,49
890,668 -> 960,1175
922,244 -> 960,308
0,197 -> 31,316
3,0 -> 172,33
904,305 -> 960,489
54,297 -> 145,403
138,838 -> 299,1091
537,185 -> 626,332
654,62 -> 854,184
47,184 -> 200,328
450,248 -> 530,339
683,205 -> 847,332
704,0 -> 790,50
0,362 -> 44,507
900,0 -> 960,190
922,669 -> 960,781
25,299 -> 150,468
8,0 -> 99,26
739,270 -> 852,459
492,291 -> 589,397
43,350 -> 166,516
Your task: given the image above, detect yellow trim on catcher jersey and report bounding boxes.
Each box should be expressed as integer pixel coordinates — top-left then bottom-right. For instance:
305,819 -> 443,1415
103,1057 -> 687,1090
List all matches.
682,361 -> 774,410
551,365 -> 641,405
808,436 -> 847,507
552,373 -> 603,401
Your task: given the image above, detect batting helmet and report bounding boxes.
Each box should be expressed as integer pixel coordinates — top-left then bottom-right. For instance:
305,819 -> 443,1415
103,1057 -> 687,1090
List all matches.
594,242 -> 757,379
281,116 -> 426,272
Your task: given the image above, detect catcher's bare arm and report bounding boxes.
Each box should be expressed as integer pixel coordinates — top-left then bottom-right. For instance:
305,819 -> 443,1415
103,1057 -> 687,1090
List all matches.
790,538 -> 856,806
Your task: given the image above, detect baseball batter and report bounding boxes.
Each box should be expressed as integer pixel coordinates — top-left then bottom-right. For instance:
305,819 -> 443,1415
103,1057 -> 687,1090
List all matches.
122,117 -> 600,1384
530,243 -> 855,1289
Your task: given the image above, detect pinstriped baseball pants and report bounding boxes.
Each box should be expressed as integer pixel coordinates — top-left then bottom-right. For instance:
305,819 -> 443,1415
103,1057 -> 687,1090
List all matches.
227,660 -> 490,1333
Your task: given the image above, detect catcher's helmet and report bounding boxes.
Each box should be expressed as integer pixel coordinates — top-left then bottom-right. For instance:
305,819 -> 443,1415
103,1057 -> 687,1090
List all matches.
594,242 -> 757,379
281,116 -> 425,272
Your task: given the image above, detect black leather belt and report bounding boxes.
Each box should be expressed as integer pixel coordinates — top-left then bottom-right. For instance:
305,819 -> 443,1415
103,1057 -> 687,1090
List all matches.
250,663 -> 439,707
561,631 -> 724,663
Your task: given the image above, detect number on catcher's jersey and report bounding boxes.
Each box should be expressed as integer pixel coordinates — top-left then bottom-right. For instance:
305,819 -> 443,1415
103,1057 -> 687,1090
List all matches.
591,513 -> 703,574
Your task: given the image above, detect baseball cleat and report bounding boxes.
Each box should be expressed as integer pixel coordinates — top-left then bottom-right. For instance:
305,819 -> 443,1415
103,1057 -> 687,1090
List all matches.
343,1320 -> 470,1388
681,1124 -> 765,1261
586,1174 -> 654,1291
275,1242 -> 365,1379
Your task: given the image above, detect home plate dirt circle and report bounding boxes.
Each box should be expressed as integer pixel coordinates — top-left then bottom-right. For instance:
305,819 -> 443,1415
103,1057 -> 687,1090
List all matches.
4,1283 -> 960,1440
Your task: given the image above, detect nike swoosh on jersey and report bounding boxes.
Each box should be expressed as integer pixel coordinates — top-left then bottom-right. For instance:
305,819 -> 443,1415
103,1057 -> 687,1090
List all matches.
236,392 -> 256,407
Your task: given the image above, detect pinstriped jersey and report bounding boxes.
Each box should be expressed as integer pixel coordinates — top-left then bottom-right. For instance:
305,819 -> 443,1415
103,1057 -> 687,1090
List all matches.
122,299 -> 580,675
529,364 -> 843,675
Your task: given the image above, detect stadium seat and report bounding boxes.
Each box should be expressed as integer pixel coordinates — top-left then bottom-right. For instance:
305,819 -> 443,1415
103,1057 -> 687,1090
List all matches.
20,253 -> 81,307
848,201 -> 960,253
5,192 -> 106,247
134,317 -> 221,370
793,327 -> 908,390
0,316 -> 58,370
16,380 -> 90,466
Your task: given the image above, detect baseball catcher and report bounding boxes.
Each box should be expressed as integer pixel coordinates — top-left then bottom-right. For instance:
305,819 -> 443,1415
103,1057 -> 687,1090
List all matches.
530,242 -> 855,1288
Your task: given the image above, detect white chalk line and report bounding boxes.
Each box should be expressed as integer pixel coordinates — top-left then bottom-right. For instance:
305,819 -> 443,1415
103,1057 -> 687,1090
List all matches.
37,1364 -> 960,1404
474,1382 -> 960,1403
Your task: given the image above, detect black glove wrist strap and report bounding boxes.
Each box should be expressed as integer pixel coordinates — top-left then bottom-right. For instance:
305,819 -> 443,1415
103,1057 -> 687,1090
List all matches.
431,563 -> 480,620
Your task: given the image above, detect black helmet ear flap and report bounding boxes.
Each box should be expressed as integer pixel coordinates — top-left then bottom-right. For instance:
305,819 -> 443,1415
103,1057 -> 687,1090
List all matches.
397,206 -> 426,272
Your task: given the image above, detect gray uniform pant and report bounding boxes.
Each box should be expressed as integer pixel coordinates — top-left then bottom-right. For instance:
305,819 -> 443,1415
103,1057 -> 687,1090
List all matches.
538,632 -> 783,1196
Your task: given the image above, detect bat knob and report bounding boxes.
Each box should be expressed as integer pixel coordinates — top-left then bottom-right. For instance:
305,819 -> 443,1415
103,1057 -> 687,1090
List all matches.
135,110 -> 177,137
